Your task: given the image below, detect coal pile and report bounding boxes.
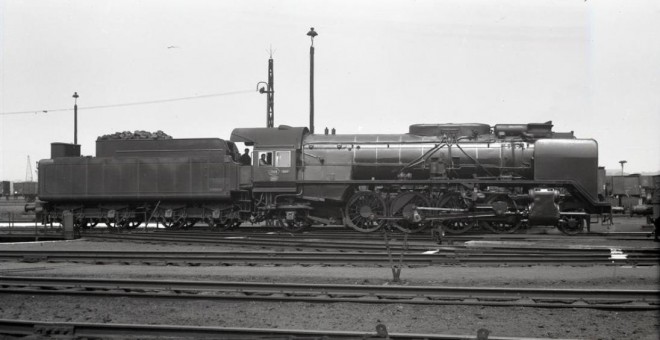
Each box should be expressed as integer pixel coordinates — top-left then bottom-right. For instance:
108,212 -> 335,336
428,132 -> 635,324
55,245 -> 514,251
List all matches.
97,130 -> 172,141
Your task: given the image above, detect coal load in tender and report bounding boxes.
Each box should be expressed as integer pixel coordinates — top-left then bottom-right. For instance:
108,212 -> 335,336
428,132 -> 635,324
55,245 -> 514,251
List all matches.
97,130 -> 172,141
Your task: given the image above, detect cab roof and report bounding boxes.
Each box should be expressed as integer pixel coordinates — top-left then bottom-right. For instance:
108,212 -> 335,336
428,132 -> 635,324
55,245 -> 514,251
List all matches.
230,126 -> 309,148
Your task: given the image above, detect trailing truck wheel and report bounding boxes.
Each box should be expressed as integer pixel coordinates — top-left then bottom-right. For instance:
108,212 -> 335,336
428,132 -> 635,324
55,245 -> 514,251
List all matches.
557,216 -> 584,235
343,191 -> 387,233
389,192 -> 431,233
278,210 -> 310,232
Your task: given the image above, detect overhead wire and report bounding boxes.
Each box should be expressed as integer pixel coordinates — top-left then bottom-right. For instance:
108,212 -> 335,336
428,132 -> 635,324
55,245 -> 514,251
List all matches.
0,89 -> 255,116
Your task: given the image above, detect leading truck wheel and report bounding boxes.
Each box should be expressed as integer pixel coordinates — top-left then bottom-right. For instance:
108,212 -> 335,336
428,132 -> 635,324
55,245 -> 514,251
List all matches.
343,191 -> 387,233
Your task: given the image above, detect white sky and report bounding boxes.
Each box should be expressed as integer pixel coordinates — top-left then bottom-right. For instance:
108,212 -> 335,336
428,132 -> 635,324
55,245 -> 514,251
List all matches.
1,0 -> 659,181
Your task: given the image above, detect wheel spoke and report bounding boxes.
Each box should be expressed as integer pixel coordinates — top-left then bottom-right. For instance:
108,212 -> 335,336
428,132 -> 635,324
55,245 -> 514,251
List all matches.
390,192 -> 430,233
344,191 -> 386,232
438,194 -> 475,234
557,215 -> 584,235
480,195 -> 521,234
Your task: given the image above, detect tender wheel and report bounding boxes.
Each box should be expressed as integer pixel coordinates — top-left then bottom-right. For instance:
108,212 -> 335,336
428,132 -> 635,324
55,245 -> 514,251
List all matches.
480,195 -> 522,234
105,218 -> 118,228
161,218 -> 183,229
230,219 -> 242,229
437,194 -> 475,234
207,218 -> 231,231
278,210 -> 310,232
557,216 -> 584,235
124,220 -> 142,229
75,218 -> 95,229
344,191 -> 387,232
389,192 -> 431,233
181,219 -> 197,229
105,219 -> 122,233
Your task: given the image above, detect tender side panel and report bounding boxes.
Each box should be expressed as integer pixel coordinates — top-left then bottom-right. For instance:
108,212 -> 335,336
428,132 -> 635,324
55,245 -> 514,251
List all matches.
38,155 -> 239,201
534,139 -> 599,200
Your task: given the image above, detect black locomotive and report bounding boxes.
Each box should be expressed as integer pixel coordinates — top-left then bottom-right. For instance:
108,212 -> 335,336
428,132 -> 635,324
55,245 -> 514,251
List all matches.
27,121 -> 611,235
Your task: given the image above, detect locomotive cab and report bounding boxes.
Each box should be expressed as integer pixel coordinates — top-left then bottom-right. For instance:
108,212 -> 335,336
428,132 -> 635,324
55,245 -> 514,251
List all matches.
230,126 -> 311,229
230,126 -> 309,193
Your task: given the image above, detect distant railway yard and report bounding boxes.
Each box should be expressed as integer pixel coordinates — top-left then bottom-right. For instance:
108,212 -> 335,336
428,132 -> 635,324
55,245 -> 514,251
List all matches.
1,203 -> 658,339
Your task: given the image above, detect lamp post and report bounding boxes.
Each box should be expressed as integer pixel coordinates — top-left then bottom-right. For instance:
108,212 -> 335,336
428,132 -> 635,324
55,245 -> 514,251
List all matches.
619,160 -> 627,176
72,92 -> 79,145
307,27 -> 318,134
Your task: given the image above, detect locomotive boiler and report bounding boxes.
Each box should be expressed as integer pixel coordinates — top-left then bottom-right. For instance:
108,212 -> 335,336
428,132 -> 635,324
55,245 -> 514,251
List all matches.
29,120 -> 610,235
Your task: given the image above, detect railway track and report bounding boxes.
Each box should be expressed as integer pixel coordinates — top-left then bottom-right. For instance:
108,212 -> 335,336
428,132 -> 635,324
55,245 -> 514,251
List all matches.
84,226 -> 657,240
1,276 -> 657,310
1,248 -> 657,266
80,231 -> 660,253
0,319 -> 570,340
79,227 -> 658,243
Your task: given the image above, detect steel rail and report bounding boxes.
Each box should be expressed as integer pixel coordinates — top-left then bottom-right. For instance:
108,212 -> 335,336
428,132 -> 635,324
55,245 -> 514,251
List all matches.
81,233 -> 438,251
80,233 -> 660,254
118,231 -> 660,254
6,245 -> 657,256
87,228 -> 660,243
0,250 -> 657,266
141,229 -> 657,243
0,319 -> 573,340
1,276 -> 657,310
151,229 -> 655,238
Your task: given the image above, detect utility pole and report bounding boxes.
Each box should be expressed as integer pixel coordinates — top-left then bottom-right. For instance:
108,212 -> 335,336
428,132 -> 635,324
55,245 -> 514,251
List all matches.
307,27 -> 317,134
266,56 -> 274,127
257,54 -> 275,128
72,92 -> 79,145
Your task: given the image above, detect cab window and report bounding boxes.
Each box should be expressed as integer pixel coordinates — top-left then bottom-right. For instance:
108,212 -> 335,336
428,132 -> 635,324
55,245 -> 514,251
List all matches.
258,150 -> 291,167
275,151 -> 291,167
258,151 -> 272,166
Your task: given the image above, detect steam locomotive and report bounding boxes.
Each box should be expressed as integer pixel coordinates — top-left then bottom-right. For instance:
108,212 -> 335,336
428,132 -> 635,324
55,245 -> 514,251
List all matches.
27,121 -> 611,235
